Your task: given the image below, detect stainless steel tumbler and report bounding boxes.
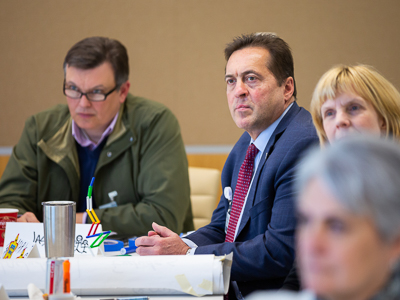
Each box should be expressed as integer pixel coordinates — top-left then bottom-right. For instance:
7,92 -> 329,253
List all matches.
42,201 -> 76,258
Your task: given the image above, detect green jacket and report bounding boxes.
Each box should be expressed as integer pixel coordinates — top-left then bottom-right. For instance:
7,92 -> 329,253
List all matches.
0,94 -> 194,237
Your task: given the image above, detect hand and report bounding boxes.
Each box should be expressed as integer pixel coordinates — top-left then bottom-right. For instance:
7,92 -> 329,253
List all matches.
147,230 -> 159,237
17,212 -> 39,222
76,212 -> 84,224
135,222 -> 190,256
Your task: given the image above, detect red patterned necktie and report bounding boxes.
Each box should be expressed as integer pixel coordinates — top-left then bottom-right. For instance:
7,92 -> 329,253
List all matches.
225,143 -> 259,243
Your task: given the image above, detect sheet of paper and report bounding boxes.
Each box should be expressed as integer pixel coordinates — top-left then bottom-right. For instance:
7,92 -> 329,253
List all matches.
1,254 -> 232,297
0,284 -> 10,300
1,222 -> 102,259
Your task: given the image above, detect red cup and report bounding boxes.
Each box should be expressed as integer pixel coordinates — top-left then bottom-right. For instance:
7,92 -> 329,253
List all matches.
0,208 -> 18,247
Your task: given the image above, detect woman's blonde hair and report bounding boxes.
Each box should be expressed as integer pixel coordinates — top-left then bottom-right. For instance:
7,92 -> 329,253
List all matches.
310,65 -> 400,145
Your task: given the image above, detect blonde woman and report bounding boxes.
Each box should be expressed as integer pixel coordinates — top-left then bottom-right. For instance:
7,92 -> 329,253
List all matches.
310,64 -> 400,144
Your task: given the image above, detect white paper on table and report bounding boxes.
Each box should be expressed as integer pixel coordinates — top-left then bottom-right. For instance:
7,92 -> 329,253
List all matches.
0,284 -> 10,300
1,223 -> 102,259
1,254 -> 232,296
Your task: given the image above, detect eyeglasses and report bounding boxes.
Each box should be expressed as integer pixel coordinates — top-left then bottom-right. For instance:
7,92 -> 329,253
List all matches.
63,82 -> 118,102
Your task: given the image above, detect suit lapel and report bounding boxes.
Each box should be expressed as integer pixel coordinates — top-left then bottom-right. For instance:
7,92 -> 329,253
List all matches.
235,102 -> 301,237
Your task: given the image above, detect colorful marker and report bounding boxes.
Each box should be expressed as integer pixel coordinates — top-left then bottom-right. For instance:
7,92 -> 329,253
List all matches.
63,259 -> 70,293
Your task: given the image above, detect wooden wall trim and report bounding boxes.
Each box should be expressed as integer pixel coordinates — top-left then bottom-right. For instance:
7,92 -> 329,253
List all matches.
0,155 -> 226,207
0,156 -> 9,179
0,154 -> 227,178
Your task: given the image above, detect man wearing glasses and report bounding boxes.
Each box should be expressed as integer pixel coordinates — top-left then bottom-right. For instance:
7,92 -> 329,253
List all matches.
0,37 -> 194,238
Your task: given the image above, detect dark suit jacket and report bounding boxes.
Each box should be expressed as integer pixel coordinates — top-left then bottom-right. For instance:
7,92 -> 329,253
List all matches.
281,263 -> 300,291
186,102 -> 318,297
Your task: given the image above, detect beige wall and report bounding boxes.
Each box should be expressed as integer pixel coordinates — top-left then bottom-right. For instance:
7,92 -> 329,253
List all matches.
1,0 -> 399,147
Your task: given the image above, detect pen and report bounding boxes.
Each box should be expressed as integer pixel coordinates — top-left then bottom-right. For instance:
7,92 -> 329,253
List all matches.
63,259 -> 70,293
86,177 -> 95,211
120,245 -> 137,255
88,177 -> 95,197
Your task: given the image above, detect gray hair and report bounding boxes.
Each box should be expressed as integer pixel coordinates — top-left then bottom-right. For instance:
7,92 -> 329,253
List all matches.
296,135 -> 400,242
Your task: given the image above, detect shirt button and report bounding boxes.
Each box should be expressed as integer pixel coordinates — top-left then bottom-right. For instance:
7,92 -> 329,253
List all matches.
107,152 -> 112,157
130,137 -> 133,142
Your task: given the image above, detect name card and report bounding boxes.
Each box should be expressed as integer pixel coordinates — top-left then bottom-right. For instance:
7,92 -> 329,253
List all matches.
1,222 -> 103,259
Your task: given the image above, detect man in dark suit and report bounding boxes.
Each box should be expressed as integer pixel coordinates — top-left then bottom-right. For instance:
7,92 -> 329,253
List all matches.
135,33 -> 317,298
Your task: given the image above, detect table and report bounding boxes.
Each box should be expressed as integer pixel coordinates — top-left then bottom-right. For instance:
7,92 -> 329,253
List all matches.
10,296 -> 223,300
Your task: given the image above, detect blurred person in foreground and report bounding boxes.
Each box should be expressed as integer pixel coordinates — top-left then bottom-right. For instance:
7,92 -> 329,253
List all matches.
0,36 -> 193,238
249,135 -> 400,300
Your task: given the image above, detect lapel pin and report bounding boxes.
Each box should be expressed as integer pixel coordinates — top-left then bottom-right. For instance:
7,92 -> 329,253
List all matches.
224,187 -> 233,200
